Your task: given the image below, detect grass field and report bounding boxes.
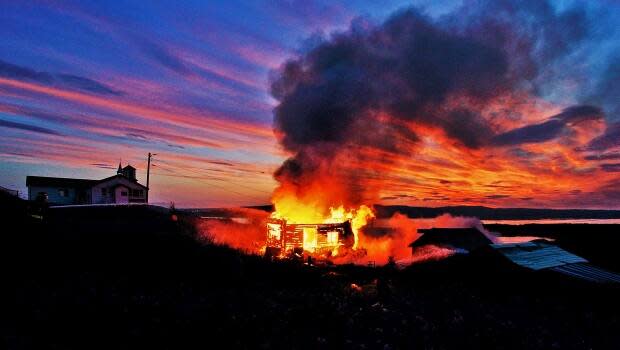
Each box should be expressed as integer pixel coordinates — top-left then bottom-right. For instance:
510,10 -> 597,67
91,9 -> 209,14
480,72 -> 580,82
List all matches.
1,195 -> 620,349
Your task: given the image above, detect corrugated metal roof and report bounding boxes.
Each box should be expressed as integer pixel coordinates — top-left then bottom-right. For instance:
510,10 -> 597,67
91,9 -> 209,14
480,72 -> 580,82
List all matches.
491,241 -> 620,283
550,263 -> 620,284
491,241 -> 587,270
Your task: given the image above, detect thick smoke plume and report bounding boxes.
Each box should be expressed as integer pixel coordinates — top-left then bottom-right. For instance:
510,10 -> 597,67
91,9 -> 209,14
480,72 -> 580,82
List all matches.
270,1 -> 614,207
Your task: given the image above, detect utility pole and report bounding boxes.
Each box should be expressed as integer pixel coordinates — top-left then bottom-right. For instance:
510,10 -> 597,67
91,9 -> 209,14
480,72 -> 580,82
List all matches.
146,152 -> 156,203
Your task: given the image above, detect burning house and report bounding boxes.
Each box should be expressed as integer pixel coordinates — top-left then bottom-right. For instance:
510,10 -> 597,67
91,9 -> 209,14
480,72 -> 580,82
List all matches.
265,219 -> 355,258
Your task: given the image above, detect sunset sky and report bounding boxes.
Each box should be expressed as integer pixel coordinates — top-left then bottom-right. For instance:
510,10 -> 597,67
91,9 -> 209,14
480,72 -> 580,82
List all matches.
1,0 -> 619,208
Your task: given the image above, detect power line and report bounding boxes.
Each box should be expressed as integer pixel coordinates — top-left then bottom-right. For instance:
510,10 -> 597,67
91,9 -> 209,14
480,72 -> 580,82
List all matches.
152,171 -> 267,202
156,163 -> 273,194
151,165 -> 269,203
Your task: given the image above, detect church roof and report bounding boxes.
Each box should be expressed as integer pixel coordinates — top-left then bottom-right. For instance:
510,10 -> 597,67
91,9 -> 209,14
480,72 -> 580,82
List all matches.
96,174 -> 147,189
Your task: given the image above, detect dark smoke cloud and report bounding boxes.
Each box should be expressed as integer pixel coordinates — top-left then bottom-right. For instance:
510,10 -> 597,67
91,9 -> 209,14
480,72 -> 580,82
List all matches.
492,105 -> 602,146
601,163 -> 620,172
584,57 -> 620,123
272,9 -> 515,153
493,119 -> 566,146
585,122 -> 620,151
447,0 -> 595,100
459,2 -> 588,53
584,153 -> 620,161
270,2 -> 611,205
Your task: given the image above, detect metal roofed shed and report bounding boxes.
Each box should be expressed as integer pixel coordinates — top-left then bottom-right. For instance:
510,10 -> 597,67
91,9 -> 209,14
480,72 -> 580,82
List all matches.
549,263 -> 620,284
490,241 -> 586,270
491,240 -> 620,283
409,227 -> 493,253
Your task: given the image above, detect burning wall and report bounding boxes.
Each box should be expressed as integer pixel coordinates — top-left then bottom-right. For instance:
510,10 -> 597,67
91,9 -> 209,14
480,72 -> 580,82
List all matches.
266,219 -> 354,257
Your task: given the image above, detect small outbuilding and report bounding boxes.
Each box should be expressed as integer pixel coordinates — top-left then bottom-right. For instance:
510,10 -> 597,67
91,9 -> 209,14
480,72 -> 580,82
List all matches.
491,240 -> 620,283
409,227 -> 492,253
408,228 -> 620,283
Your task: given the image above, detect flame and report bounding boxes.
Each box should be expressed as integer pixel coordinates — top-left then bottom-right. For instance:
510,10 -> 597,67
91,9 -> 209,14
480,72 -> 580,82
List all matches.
324,205 -> 374,249
198,203 -> 493,267
199,166 -> 497,266
268,187 -> 493,266
270,202 -> 374,251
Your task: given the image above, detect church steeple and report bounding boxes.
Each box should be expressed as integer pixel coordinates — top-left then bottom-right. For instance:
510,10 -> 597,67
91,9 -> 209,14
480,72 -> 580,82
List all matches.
117,161 -> 122,175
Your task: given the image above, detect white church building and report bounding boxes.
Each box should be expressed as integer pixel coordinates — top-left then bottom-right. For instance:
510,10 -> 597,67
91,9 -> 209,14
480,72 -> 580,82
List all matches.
26,163 -> 148,205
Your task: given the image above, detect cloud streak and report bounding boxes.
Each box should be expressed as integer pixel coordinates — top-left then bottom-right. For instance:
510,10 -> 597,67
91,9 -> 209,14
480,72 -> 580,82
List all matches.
0,1 -> 619,208
0,119 -> 61,135
492,105 -> 603,146
0,59 -> 122,96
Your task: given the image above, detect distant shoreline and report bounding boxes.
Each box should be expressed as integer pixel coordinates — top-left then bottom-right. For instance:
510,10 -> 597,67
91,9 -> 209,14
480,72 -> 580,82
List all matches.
184,205 -> 620,221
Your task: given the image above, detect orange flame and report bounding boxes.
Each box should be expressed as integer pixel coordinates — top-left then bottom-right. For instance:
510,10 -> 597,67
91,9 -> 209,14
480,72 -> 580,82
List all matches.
270,202 -> 374,250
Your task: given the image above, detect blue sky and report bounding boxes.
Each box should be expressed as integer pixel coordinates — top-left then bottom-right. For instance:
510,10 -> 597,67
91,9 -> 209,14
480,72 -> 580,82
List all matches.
1,1 -> 619,208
